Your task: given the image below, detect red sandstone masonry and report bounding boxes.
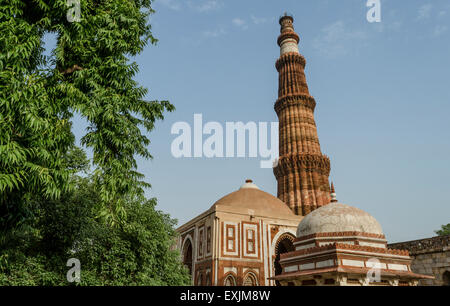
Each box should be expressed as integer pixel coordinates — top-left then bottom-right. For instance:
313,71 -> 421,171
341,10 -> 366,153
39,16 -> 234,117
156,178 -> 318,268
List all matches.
280,242 -> 410,260
273,19 -> 331,216
294,231 -> 386,242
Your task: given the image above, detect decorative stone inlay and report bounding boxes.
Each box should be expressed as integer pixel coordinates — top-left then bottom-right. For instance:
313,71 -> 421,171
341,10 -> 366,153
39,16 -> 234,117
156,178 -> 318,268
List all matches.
299,263 -> 315,270
316,259 -> 335,268
224,267 -> 237,274
284,265 -> 299,273
294,231 -> 386,242
387,264 -> 408,271
280,242 -> 410,261
366,261 -> 387,269
342,259 -> 365,267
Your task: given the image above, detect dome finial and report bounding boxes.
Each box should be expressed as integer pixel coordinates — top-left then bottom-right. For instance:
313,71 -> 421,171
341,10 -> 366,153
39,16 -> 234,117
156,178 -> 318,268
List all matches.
330,182 -> 337,203
240,179 -> 259,190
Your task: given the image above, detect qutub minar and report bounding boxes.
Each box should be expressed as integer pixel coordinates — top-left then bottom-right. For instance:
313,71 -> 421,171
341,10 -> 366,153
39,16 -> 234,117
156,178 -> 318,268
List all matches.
273,14 -> 331,215
176,14 -> 435,286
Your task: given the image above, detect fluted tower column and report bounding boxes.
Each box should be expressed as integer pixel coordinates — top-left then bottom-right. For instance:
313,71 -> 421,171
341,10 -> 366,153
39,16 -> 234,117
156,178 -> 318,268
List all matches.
273,15 -> 331,216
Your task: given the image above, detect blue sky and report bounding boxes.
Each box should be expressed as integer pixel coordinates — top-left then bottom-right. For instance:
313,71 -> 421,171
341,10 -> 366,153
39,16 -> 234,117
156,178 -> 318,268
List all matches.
63,0 -> 450,243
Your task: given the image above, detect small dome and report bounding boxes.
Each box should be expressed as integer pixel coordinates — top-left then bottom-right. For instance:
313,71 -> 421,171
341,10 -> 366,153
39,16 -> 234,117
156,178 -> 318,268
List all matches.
296,203 -> 384,238
211,180 -> 298,219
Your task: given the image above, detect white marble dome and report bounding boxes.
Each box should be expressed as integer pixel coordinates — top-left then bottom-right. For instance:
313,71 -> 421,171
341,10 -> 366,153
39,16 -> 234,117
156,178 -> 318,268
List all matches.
296,203 -> 384,238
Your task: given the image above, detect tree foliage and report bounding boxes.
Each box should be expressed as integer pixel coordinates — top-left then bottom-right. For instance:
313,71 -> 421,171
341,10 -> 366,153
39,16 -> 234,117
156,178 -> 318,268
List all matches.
0,0 -> 174,229
435,224 -> 450,236
0,1 -> 187,285
0,148 -> 190,285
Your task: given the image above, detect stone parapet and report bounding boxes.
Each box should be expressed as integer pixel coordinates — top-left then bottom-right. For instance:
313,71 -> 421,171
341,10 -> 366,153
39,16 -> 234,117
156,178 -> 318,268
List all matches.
388,235 -> 449,285
388,235 -> 450,255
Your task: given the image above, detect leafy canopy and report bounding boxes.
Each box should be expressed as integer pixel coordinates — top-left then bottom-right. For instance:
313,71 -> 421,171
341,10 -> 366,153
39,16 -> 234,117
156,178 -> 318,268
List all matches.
0,148 -> 190,285
0,0 -> 174,229
435,224 -> 450,236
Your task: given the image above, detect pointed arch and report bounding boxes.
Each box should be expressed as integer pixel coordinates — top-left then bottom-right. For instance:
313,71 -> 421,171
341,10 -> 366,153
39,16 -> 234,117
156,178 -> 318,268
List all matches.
243,271 -> 259,286
223,272 -> 237,286
273,232 -> 296,286
181,235 -> 194,281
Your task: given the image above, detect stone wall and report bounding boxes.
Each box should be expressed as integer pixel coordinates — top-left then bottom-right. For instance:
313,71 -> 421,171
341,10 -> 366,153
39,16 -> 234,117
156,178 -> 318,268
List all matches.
388,235 -> 450,286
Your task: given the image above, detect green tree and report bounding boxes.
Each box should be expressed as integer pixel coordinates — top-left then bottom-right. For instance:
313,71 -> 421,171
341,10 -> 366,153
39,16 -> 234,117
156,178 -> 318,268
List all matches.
0,0 -> 173,230
435,224 -> 450,236
0,148 -> 190,285
0,1 -> 188,285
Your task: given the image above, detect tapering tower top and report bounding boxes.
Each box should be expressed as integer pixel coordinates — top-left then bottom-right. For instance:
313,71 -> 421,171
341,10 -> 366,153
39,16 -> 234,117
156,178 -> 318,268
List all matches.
278,14 -> 300,55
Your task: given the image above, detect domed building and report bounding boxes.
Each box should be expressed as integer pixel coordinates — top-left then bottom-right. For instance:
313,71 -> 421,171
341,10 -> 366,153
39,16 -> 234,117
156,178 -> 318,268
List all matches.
176,180 -> 302,286
271,192 -> 434,286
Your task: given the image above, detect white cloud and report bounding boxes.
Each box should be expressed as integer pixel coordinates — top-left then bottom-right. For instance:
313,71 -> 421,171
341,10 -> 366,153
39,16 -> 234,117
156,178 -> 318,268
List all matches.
203,27 -> 227,38
232,18 -> 248,30
159,0 -> 223,13
373,20 -> 402,34
433,25 -> 448,37
158,0 -> 182,11
415,3 -> 449,38
189,0 -> 223,13
417,4 -> 433,20
313,21 -> 367,58
438,10 -> 447,19
232,18 -> 245,26
250,15 -> 268,25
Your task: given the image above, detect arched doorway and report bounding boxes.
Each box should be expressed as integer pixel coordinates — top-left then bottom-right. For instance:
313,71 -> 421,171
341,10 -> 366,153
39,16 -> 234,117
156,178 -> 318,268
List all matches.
243,272 -> 259,286
224,274 -> 237,286
274,233 -> 295,286
443,270 -> 450,286
182,238 -> 193,278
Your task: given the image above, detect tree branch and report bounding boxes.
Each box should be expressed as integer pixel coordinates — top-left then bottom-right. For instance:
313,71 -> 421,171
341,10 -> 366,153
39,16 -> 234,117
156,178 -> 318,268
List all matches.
59,64 -> 83,75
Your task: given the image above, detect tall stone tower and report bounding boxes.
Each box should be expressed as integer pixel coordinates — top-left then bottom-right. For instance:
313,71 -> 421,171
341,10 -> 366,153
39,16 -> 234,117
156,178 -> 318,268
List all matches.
273,15 -> 331,216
